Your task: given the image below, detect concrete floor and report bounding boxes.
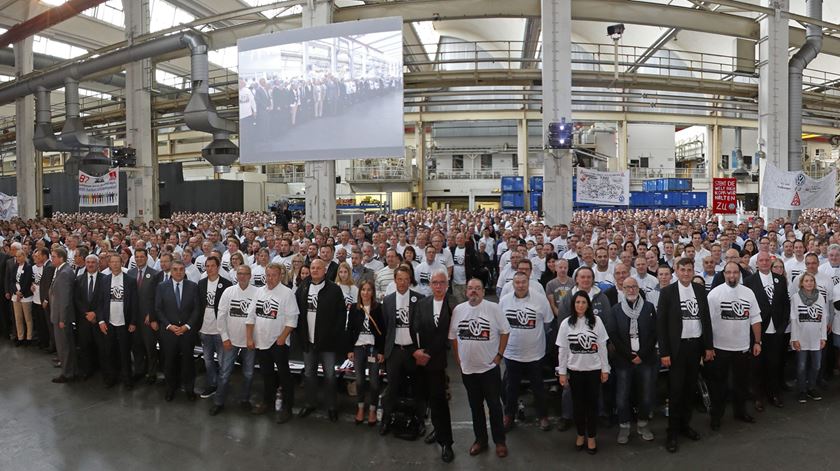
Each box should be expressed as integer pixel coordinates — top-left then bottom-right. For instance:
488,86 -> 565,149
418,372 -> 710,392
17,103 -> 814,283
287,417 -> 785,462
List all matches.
2,341 -> 839,471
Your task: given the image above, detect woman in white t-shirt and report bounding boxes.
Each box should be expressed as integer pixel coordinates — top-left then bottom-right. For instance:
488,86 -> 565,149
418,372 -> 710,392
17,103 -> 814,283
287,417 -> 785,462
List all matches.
346,280 -> 385,426
336,262 -> 359,310
790,272 -> 827,403
556,291 -> 610,454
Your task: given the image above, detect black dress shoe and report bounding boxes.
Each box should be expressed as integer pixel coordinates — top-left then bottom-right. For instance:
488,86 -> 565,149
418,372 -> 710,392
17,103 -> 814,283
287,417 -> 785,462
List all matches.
666,433 -> 678,453
51,375 -> 70,384
298,407 -> 316,418
424,429 -> 438,444
186,392 -> 198,402
209,405 -> 223,416
328,409 -> 338,422
379,422 -> 391,436
165,392 -> 175,402
710,418 -> 721,431
734,413 -> 755,424
441,444 -> 454,463
680,426 -> 700,441
586,445 -> 597,455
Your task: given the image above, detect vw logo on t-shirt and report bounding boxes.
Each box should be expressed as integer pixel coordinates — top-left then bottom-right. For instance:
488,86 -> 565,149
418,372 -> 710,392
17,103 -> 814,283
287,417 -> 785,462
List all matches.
468,318 -> 483,337
681,298 -> 700,320
396,307 -> 409,326
111,284 -> 124,301
569,330 -> 599,354
207,290 -> 216,306
457,317 -> 491,341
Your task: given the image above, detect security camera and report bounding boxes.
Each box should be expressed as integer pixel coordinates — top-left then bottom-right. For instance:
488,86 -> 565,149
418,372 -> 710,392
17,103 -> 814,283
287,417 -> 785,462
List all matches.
607,24 -> 625,40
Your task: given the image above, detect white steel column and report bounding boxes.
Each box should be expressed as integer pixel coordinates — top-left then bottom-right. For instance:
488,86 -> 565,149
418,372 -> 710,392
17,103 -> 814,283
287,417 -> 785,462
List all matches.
517,118 -> 530,210
758,0 -> 790,221
303,1 -> 336,228
125,0 -> 157,222
415,121 -> 425,209
542,0 -> 573,225
13,2 -> 37,218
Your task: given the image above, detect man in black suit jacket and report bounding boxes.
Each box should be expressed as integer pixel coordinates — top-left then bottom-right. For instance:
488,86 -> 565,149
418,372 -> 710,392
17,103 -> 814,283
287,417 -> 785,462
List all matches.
412,269 -> 454,462
40,253 -> 56,353
0,247 -> 11,339
155,260 -> 201,401
656,257 -> 714,453
126,248 -> 160,384
73,254 -> 110,379
744,252 -> 789,409
100,253 -> 138,388
319,245 -> 339,282
379,265 -> 424,436
196,256 -> 233,397
295,259 -> 346,422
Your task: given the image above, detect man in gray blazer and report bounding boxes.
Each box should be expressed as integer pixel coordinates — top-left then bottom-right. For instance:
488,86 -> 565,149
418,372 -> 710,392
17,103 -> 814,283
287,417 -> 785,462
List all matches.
126,248 -> 160,384
49,247 -> 77,383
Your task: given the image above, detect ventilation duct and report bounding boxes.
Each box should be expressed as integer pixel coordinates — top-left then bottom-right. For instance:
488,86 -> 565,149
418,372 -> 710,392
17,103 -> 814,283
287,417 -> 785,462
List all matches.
61,78 -> 108,149
731,127 -> 748,178
33,87 -> 73,152
789,0 -> 822,222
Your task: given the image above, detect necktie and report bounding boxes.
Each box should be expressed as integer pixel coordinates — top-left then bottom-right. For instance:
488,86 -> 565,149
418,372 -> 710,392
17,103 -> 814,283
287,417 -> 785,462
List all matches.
175,282 -> 181,309
137,268 -> 143,288
165,273 -> 169,283
88,275 -> 94,300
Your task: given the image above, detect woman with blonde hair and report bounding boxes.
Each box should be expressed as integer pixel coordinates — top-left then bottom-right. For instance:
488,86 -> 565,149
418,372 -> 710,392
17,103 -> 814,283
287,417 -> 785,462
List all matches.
335,262 -> 359,309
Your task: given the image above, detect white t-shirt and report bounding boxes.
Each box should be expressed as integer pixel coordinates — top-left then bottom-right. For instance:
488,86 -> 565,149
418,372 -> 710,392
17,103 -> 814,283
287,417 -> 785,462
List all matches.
499,279 -> 546,300
394,290 -> 413,346
195,255 -> 208,274
707,283 -> 761,352
355,304 -> 377,347
593,267 -> 615,285
452,247 -> 467,285
31,264 -> 43,306
499,292 -> 553,363
790,293 -> 828,351
556,315 -> 610,374
634,273 -> 659,296
200,277 -> 220,335
415,261 -> 444,297
271,253 -> 294,272
251,264 -> 266,288
436,249 -> 454,270
108,273 -> 126,326
449,300 -> 511,375
248,283 -> 299,350
340,284 -> 359,308
15,265 -> 33,303
218,283 -> 258,348
785,257 -> 806,284
185,264 -> 200,284
818,262 -> 840,287
306,281 -> 325,344
495,265 -> 516,291
678,282 -> 702,339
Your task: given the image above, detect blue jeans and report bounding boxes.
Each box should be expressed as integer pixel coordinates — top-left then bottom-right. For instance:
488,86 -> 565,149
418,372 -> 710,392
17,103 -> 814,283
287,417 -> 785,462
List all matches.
215,345 -> 255,406
796,349 -> 822,393
200,333 -> 223,389
614,362 -> 658,424
303,349 -> 337,410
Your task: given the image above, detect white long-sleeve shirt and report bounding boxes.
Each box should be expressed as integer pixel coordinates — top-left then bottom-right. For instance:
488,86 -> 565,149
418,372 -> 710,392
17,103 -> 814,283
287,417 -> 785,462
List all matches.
247,283 -> 299,350
790,294 -> 828,351
217,284 -> 258,348
556,315 -> 610,374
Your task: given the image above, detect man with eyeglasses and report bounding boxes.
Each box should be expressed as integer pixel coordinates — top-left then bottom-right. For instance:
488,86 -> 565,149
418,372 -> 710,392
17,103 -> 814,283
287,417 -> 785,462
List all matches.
710,248 -> 748,290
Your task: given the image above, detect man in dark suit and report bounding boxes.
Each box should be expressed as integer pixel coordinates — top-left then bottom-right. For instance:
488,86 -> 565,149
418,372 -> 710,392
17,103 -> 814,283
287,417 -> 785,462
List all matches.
73,254 -> 110,380
744,251 -> 789,409
413,268 -> 455,462
319,245 -> 339,282
379,265 -> 424,436
126,248 -> 160,384
657,257 -> 714,453
50,247 -> 77,383
350,250 -> 375,286
295,259 -> 346,422
0,247 -> 11,340
40,250 -> 56,353
100,253 -> 137,389
3,243 -> 20,340
155,260 -> 201,401
196,256 -> 233,398
31,248 -> 53,351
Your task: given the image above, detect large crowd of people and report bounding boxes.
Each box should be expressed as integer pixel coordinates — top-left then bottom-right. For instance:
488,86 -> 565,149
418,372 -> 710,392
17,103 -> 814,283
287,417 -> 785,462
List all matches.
5,207 -> 840,462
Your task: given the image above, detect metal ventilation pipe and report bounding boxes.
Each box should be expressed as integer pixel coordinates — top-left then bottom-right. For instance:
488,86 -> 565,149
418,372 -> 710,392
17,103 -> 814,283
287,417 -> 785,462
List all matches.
732,127 -> 742,170
789,0 -> 823,222
61,77 -> 108,148
33,87 -> 73,152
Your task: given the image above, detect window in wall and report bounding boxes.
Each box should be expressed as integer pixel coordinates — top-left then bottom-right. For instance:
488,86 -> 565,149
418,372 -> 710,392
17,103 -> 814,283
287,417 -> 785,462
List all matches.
150,0 -> 195,32
512,153 -> 518,169
640,157 -> 649,168
452,154 -> 464,171
32,35 -> 87,59
480,153 -> 492,170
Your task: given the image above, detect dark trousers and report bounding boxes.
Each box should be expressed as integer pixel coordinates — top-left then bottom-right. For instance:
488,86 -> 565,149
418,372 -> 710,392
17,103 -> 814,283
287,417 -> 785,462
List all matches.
755,331 -> 785,399
462,365 -> 505,446
32,303 -> 50,349
709,348 -> 750,419
76,317 -> 106,377
54,321 -> 77,378
569,370 -> 601,438
383,346 -> 422,420
132,322 -> 159,379
257,344 -> 295,411
1,298 -> 13,339
419,366 -> 453,446
161,330 -> 196,395
105,324 -> 133,383
504,358 -> 548,418
667,338 -> 702,432
353,345 -> 382,409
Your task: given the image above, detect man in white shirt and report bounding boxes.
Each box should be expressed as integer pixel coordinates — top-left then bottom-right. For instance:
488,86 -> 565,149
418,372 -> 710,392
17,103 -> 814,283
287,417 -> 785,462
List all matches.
212,264 -> 258,416
633,256 -> 659,297
270,238 -> 294,272
182,247 -> 201,283
499,259 -> 546,299
197,257 -> 233,399
592,247 -> 615,288
451,233 -> 470,305
706,262 -> 762,431
248,263 -> 298,423
449,278 -> 511,458
432,234 -> 454,280
362,242 -> 385,272
499,272 -> 553,432
415,245 -> 446,297
375,249 -> 401,302
818,243 -> 840,288
100,253 -> 135,389
784,240 -> 807,283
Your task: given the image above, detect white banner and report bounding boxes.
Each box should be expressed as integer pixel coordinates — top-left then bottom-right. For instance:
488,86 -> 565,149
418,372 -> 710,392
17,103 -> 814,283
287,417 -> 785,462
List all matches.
575,167 -> 630,206
759,163 -> 836,210
79,168 -> 119,207
0,193 -> 17,220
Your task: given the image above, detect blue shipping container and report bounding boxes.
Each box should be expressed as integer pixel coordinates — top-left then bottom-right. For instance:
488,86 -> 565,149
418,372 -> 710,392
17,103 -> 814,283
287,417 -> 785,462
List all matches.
530,176 -> 544,192
501,192 -> 524,209
632,191 -> 653,207
690,192 -> 707,208
530,192 -> 542,211
680,193 -> 692,207
501,176 -> 524,192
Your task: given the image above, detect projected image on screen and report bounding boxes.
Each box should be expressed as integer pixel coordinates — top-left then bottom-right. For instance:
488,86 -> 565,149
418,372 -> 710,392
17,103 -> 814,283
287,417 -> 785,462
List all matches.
238,17 -> 404,163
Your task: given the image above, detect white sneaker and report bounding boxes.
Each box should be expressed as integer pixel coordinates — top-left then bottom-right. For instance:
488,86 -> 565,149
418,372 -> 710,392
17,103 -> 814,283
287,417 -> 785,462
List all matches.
618,423 -> 631,444
637,420 -> 655,441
